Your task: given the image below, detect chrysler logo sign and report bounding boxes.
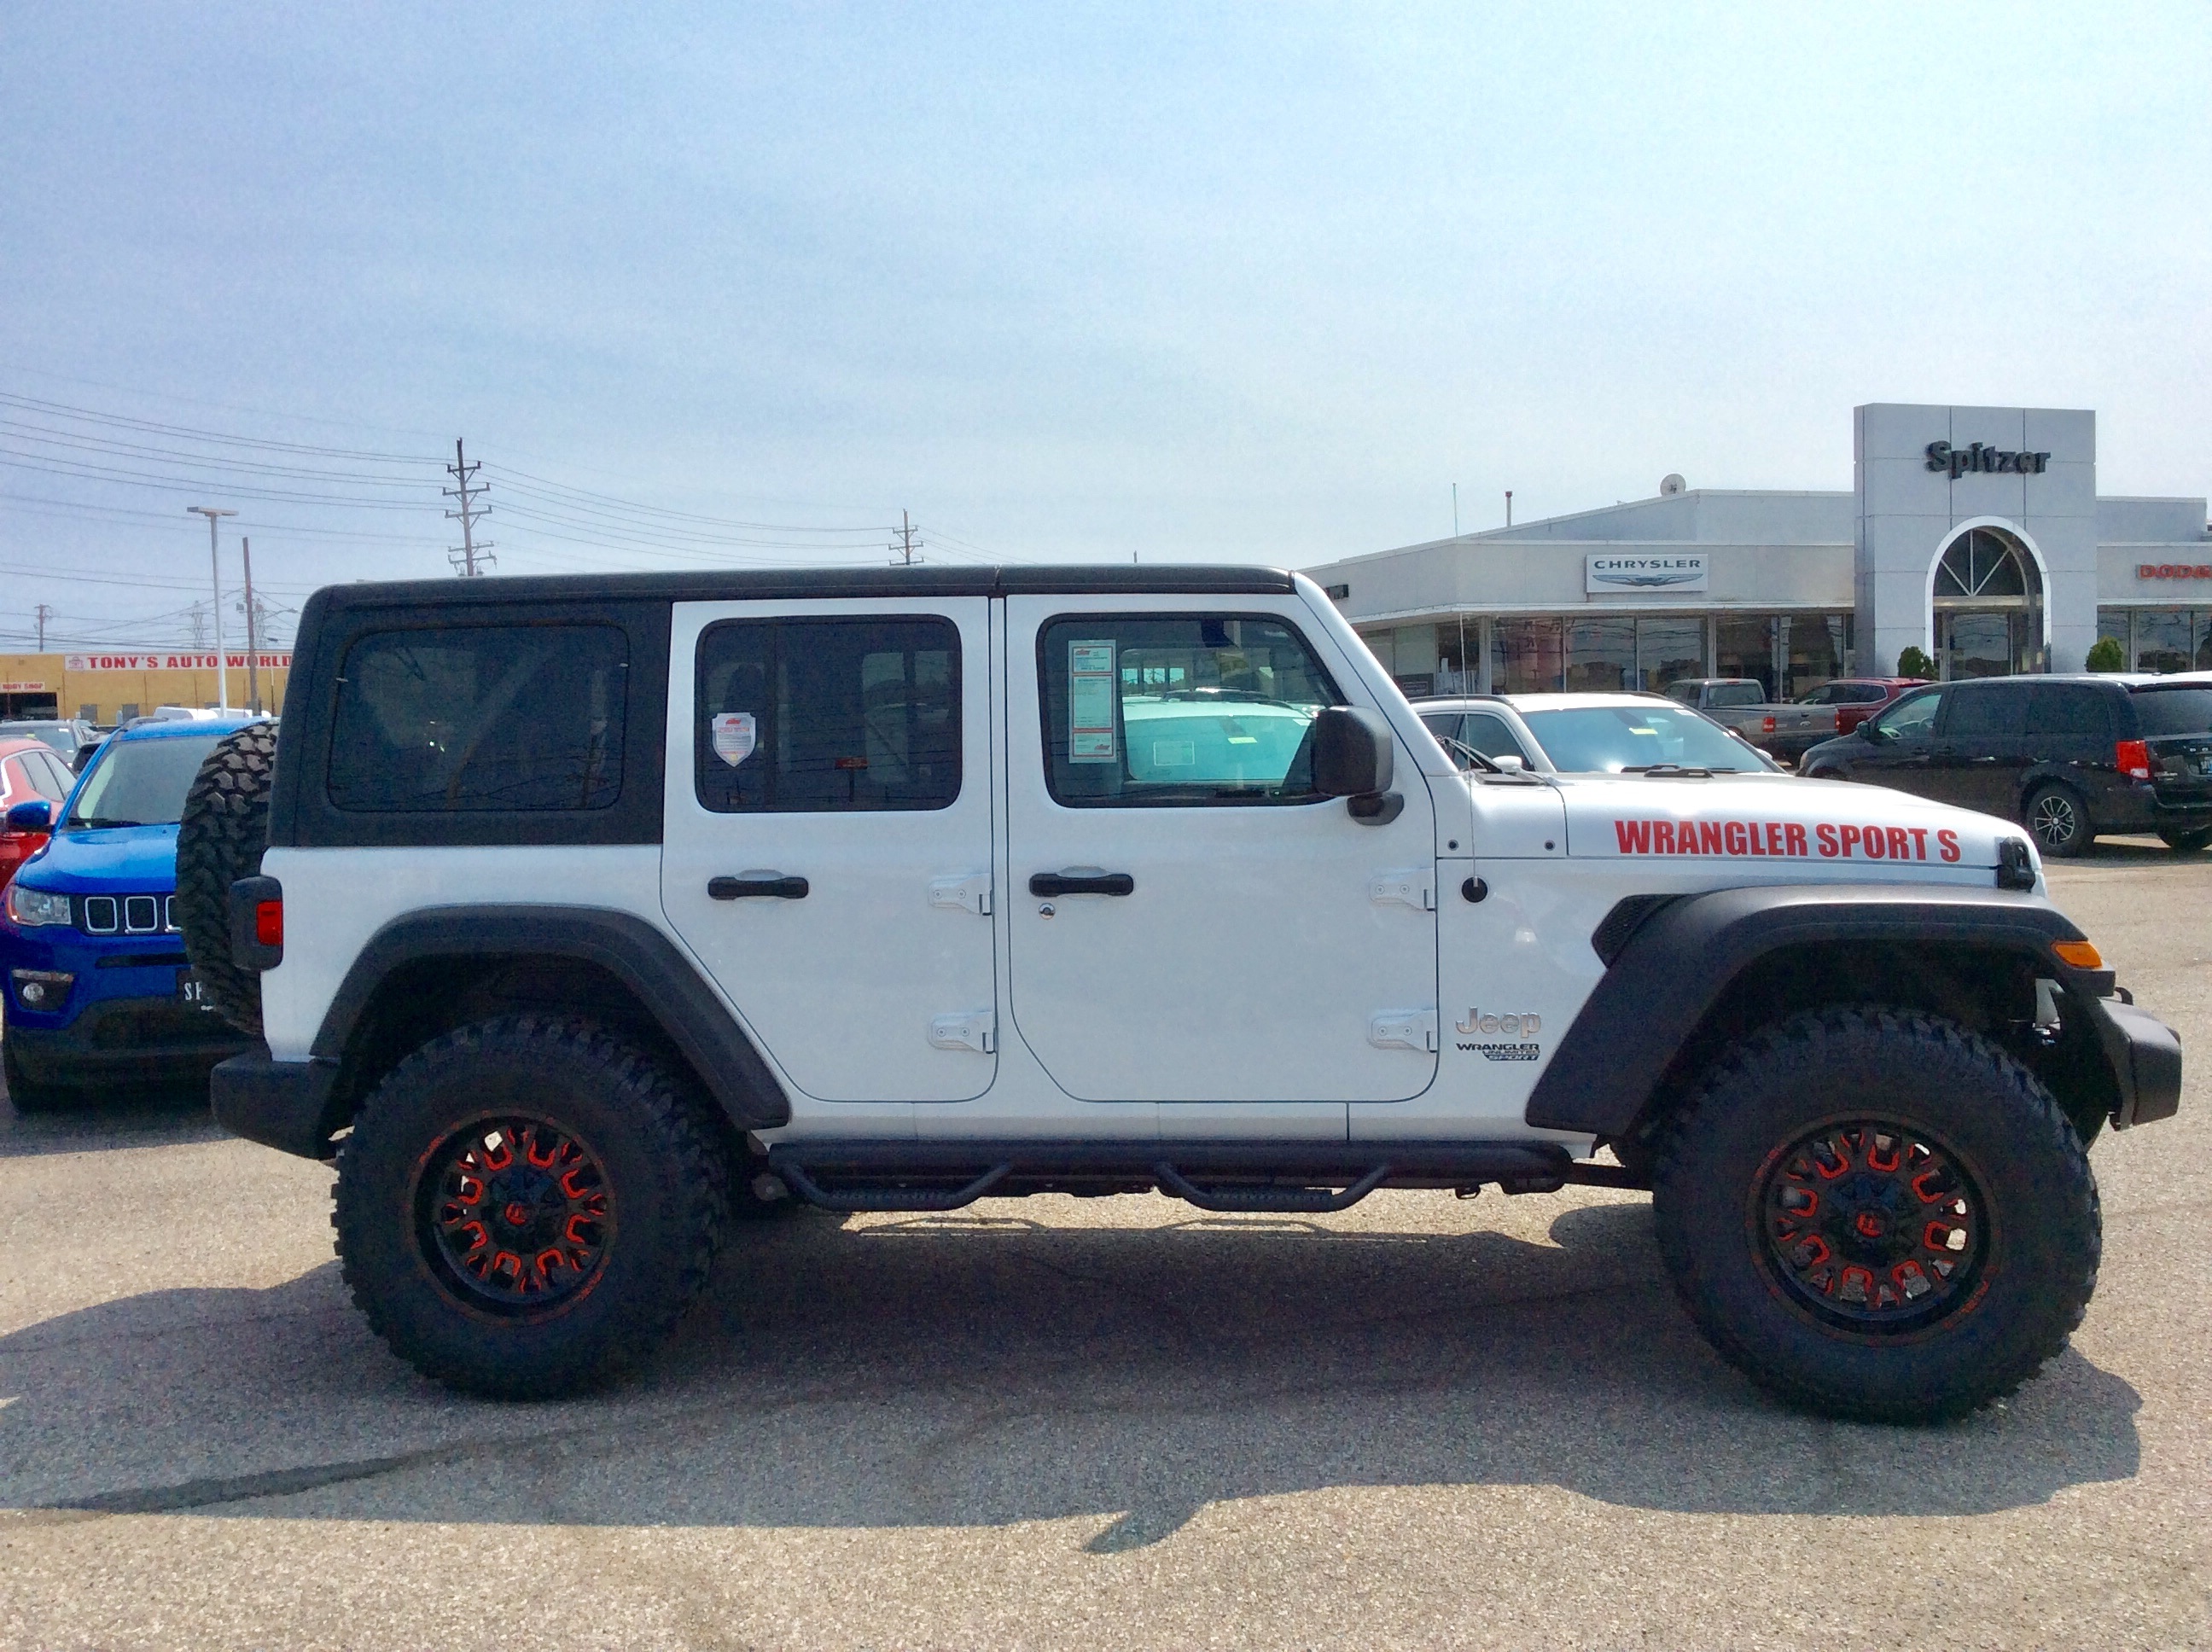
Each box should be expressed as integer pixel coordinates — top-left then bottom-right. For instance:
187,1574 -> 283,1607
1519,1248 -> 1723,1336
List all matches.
1586,554 -> 1708,594
1925,440 -> 2052,478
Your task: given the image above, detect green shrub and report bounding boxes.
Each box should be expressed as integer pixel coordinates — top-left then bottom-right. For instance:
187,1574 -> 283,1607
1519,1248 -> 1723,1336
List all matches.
1896,645 -> 1935,680
2085,636 -> 2126,672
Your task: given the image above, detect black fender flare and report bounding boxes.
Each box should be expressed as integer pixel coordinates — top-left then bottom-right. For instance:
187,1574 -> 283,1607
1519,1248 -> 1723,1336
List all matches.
311,905 -> 791,1132
1524,883 -> 2128,1138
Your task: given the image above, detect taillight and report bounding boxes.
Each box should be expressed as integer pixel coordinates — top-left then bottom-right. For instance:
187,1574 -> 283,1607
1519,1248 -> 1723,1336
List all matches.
2116,738 -> 2151,780
1762,714 -> 1776,733
254,899 -> 283,946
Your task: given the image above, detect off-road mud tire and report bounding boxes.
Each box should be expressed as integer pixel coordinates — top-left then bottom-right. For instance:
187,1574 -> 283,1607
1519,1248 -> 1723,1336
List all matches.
175,722 -> 278,1035
1652,1004 -> 2100,1423
334,1015 -> 730,1399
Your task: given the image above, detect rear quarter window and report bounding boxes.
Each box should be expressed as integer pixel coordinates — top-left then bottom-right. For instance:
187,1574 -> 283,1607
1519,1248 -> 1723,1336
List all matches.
327,625 -> 628,811
2128,687 -> 2212,736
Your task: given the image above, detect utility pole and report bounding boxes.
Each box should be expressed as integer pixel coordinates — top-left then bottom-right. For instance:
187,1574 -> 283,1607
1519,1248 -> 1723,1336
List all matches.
889,509 -> 922,566
445,438 -> 495,576
34,603 -> 53,651
1505,490 -> 1514,527
188,505 -> 237,710
241,537 -> 261,714
187,604 -> 207,649
1452,483 -> 1459,538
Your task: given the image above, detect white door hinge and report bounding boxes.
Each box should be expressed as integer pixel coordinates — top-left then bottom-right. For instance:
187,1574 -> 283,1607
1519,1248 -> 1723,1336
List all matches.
1368,1009 -> 1439,1052
928,1011 -> 997,1054
1368,870 -> 1437,911
928,873 -> 992,916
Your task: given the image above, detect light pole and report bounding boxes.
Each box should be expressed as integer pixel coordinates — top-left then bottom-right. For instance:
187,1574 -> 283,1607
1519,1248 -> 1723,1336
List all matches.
187,506 -> 237,711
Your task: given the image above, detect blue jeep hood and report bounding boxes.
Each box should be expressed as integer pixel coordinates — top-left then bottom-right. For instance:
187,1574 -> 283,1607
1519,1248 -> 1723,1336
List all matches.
16,823 -> 181,893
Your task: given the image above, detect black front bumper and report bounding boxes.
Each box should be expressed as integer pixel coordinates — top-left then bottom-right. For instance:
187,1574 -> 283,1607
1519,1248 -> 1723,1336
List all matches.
210,1048 -> 343,1159
7,999 -> 253,1087
2081,993 -> 2183,1128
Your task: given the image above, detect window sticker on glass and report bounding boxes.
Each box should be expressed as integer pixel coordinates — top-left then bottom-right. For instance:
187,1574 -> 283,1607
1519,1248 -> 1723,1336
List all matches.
1152,739 -> 1196,768
711,711 -> 757,766
1068,640 -> 1118,763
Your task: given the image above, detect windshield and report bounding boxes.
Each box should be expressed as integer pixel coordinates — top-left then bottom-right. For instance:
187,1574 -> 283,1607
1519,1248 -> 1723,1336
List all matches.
2129,687 -> 2212,736
64,733 -> 224,829
1520,705 -> 1767,773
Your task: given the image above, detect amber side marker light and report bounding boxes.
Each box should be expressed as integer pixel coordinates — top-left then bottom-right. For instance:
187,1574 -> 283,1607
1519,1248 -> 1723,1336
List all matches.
2052,940 -> 2104,969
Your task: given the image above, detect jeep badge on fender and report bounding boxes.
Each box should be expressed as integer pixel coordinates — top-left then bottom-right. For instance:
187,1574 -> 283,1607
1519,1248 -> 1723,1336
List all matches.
183,564 -> 2180,1422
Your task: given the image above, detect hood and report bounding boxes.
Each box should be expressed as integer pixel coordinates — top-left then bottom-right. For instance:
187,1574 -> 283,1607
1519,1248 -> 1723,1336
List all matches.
1553,772 -> 2029,875
14,823 -> 180,893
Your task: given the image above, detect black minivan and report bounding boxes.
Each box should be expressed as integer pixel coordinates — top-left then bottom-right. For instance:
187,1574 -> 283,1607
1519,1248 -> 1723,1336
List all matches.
1799,675 -> 2212,856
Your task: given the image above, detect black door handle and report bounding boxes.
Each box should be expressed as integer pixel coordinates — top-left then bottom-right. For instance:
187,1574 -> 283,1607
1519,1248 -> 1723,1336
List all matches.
709,875 -> 810,900
1028,871 -> 1135,898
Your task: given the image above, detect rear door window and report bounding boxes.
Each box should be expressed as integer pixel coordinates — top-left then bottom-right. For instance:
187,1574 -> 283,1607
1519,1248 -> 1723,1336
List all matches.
695,617 -> 959,812
1941,684 -> 2029,739
2028,684 -> 2113,738
328,625 -> 628,812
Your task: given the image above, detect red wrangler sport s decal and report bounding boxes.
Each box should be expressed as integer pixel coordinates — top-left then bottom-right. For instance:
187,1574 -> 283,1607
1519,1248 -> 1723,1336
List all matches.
1612,818 -> 1963,864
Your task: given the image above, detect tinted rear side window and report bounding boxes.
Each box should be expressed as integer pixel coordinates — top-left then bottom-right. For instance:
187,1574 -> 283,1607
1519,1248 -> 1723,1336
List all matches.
2028,684 -> 2113,738
2129,687 -> 2212,736
1943,684 -> 2029,738
695,617 -> 960,812
328,625 -> 628,811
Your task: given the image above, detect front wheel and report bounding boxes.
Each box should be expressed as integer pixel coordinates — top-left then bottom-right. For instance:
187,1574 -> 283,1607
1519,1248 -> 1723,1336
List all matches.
2025,782 -> 2093,857
335,1015 -> 730,1398
1652,1006 -> 2099,1422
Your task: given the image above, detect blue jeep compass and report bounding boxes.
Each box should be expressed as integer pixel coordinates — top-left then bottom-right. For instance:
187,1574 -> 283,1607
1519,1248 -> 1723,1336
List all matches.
1,717 -> 263,1111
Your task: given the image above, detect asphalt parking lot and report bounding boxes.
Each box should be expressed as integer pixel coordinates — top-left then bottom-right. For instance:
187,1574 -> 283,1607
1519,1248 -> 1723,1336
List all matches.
3,846 -> 2207,1649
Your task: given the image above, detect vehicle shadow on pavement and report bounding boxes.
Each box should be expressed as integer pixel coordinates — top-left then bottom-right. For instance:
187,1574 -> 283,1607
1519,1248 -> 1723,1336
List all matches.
0,1079 -> 224,1158
0,1198 -> 2141,1543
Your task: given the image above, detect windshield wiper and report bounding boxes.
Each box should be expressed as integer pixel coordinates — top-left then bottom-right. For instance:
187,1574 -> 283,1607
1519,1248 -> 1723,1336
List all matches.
1621,765 -> 1715,778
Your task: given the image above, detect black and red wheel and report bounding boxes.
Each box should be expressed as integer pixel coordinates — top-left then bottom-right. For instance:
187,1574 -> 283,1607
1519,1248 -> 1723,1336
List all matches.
1654,1005 -> 2099,1422
335,1015 -> 729,1398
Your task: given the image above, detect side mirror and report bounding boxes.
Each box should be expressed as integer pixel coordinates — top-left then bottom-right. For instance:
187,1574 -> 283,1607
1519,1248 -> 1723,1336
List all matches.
1309,707 -> 1397,819
5,800 -> 54,834
1492,753 -> 1526,773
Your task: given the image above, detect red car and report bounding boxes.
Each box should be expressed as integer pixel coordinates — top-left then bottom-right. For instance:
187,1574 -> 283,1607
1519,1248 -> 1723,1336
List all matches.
1796,677 -> 1931,737
0,736 -> 73,890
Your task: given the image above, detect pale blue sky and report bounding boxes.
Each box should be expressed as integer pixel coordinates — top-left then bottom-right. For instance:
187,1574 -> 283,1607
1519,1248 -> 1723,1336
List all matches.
3,3 -> 2207,646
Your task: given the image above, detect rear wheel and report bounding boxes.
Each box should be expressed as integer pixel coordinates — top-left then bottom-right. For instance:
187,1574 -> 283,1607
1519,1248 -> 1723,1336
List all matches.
1652,1005 -> 2099,1422
335,1015 -> 730,1398
2024,782 -> 2092,858
2158,827 -> 2212,853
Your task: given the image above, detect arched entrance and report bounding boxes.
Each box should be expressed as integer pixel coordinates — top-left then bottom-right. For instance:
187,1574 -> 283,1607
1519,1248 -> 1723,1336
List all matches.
1931,526 -> 2046,678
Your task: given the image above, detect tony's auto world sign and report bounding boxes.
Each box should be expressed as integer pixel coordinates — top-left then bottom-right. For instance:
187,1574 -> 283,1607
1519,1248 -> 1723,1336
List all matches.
65,652 -> 294,671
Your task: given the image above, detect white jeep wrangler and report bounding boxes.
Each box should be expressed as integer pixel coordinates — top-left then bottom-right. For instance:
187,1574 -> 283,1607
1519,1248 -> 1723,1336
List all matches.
177,566 -> 2181,1421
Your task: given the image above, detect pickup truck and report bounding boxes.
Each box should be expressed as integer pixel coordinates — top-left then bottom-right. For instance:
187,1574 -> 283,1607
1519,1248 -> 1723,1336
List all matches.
1663,678 -> 1837,762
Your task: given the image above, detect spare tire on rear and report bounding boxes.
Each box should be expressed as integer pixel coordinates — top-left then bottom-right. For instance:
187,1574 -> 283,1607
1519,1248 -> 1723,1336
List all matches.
176,723 -> 278,1036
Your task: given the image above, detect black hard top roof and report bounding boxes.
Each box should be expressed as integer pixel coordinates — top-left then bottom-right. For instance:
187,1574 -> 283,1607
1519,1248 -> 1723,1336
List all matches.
310,563 -> 1299,611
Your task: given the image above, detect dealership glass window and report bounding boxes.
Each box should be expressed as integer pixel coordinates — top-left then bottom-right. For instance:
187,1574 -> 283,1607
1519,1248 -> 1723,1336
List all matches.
1714,615 -> 1777,697
1637,618 -> 1706,694
1493,619 -> 1564,694
1564,618 -> 1636,691
1784,614 -> 1851,699
2128,608 -> 2205,674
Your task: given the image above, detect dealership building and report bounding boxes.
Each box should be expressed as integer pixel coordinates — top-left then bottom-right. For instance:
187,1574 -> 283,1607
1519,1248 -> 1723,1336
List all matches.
1310,403 -> 2212,701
